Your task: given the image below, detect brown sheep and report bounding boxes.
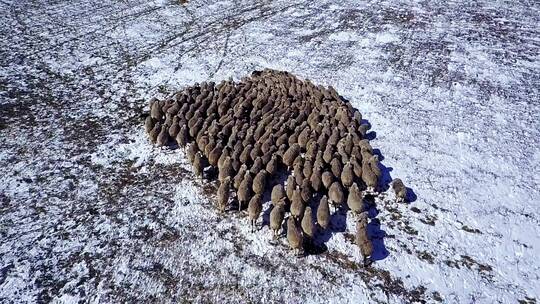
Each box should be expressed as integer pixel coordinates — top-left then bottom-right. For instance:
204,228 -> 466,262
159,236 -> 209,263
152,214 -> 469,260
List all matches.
341,161 -> 354,188
300,178 -> 312,203
156,124 -> 169,147
248,194 -> 263,232
204,132 -> 217,151
347,183 -> 364,216
208,144 -> 222,167
144,116 -> 154,134
186,142 -> 198,163
323,145 -> 333,164
196,135 -> 209,152
286,175 -> 296,201
168,117 -> 180,138
148,122 -> 161,143
217,177 -> 231,213
350,155 -> 362,179
310,165 -> 322,192
217,147 -> 231,169
237,172 -> 252,211
265,154 -> 279,175
356,213 -> 373,267
193,152 -> 205,179
301,207 -> 315,245
293,162 -> 304,186
317,195 -> 330,230
271,184 -> 286,205
369,155 -> 382,180
287,216 -> 304,256
239,144 -> 253,166
330,157 -> 342,180
290,187 -> 305,220
321,170 -> 334,189
282,143 -> 301,169
328,181 -> 344,213
392,178 -> 407,203
175,125 -> 189,148
270,199 -> 286,240
150,99 -> 163,119
302,159 -> 313,181
362,162 -> 378,194
252,170 -> 267,195
218,156 -> 233,182
251,156 -> 264,174
233,164 -> 247,190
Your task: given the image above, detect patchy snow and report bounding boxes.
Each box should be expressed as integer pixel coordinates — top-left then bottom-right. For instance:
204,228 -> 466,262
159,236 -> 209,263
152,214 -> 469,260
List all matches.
1,0 -> 539,303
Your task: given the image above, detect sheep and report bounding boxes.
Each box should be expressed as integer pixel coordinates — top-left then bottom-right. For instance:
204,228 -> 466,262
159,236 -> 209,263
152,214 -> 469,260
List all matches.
310,165 -> 322,192
293,162 -> 304,186
300,178 -> 312,203
208,144 -> 222,167
218,156 -> 233,182
350,155 -> 362,179
286,175 -> 296,201
252,169 -> 267,195
362,164 -> 378,194
148,122 -> 161,143
271,184 -> 286,205
282,143 -> 301,169
175,125 -> 189,148
186,143 -> 198,164
328,181 -> 344,213
144,116 -> 154,134
193,152 -> 205,179
217,147 -> 230,169
196,135 -> 209,152
265,154 -> 279,175
237,172 -> 252,211
287,216 -> 304,256
251,156 -> 264,174
323,145 -> 333,164
302,159 -> 313,181
347,183 -> 364,217
233,164 -> 247,190
330,157 -> 343,179
239,144 -> 252,165
341,161 -> 354,188
356,213 -> 373,267
290,187 -> 305,220
270,199 -> 286,240
392,178 -> 407,203
248,194 -> 263,232
369,155 -> 382,180
301,206 -> 315,245
217,177 -> 231,212
150,99 -> 163,119
156,124 -> 169,147
168,117 -> 180,138
317,195 -> 330,230
321,170 -> 334,189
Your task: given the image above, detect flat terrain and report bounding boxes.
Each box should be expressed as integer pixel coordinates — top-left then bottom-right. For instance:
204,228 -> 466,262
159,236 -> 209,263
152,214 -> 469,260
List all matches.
0,0 -> 539,303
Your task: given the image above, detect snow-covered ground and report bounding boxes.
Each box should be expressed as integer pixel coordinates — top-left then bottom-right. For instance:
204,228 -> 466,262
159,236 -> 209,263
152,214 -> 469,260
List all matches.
1,0 -> 539,303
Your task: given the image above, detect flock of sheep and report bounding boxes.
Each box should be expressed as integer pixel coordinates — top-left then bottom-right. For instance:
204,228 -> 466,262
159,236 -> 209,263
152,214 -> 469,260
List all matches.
144,69 -> 407,266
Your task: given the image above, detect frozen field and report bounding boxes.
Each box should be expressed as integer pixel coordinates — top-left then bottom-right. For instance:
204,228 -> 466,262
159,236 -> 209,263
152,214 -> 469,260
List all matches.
0,0 -> 539,303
